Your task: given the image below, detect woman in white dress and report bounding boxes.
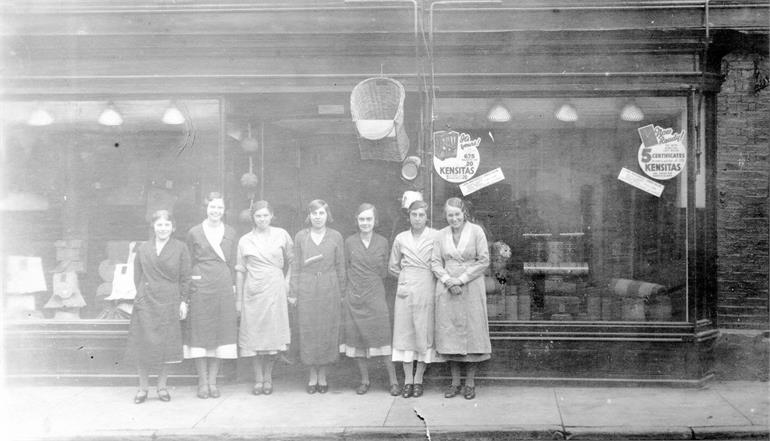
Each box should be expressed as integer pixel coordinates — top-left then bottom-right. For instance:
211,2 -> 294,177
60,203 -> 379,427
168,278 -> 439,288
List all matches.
388,200 -> 442,398
235,201 -> 294,395
432,197 -> 491,400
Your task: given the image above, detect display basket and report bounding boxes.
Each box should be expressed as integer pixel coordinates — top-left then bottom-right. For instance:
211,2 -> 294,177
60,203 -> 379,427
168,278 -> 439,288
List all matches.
350,77 -> 409,162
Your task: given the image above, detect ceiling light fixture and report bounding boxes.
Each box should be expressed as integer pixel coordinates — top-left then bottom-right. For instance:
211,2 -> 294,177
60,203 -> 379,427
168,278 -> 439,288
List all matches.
98,102 -> 123,126
27,108 -> 54,126
486,101 -> 511,122
620,101 -> 645,122
162,102 -> 186,125
555,103 -> 578,122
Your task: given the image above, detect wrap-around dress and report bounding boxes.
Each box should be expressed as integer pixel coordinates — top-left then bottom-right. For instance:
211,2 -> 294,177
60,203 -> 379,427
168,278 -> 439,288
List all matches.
431,222 -> 491,362
290,228 -> 346,365
235,227 -> 294,356
340,233 -> 392,358
126,238 -> 191,365
389,228 -> 442,363
184,223 -> 238,359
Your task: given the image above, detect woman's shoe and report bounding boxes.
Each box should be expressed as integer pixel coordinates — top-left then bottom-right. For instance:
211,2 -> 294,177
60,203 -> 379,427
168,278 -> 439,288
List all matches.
317,384 -> 328,394
209,385 -> 221,399
463,385 -> 476,400
444,385 -> 462,398
134,390 -> 148,404
412,383 -> 424,398
197,385 -> 209,399
157,388 -> 171,402
262,382 -> 273,395
402,384 -> 414,398
356,383 -> 370,395
252,382 -> 263,395
389,384 -> 402,396
306,384 -> 318,394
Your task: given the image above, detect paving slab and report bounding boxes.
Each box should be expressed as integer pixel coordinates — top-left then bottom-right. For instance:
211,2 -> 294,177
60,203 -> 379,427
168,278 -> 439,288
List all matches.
555,386 -> 753,428
710,381 -> 770,427
384,385 -> 562,429
194,381 -> 395,428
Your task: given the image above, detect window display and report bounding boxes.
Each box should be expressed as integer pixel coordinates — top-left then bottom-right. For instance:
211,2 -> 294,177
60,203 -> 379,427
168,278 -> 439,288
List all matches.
1,99 -> 222,320
432,96 -> 692,323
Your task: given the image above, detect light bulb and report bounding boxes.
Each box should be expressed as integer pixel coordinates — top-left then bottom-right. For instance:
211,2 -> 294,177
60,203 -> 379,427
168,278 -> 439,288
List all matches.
98,103 -> 123,126
620,102 -> 644,122
27,108 -> 54,126
555,103 -> 578,122
486,102 -> 511,122
162,103 -> 186,125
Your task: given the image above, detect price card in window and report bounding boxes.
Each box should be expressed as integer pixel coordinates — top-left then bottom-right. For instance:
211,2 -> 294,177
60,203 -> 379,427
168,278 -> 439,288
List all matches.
618,167 -> 664,197
637,124 -> 687,180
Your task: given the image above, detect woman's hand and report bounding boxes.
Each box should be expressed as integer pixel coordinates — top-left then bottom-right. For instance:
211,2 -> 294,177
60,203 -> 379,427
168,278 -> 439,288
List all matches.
287,296 -> 297,306
449,285 -> 463,296
445,277 -> 463,288
179,302 -> 188,320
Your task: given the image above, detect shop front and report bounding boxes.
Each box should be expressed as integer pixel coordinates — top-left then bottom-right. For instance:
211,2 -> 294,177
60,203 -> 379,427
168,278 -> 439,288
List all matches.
3,0 -> 765,384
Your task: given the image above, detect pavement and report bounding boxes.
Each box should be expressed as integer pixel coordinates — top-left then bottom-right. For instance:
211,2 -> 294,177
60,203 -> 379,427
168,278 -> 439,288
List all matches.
2,380 -> 768,441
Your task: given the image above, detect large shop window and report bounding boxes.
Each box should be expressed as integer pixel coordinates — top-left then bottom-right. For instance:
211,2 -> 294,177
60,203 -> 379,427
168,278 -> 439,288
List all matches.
432,96 -> 693,323
1,99 -> 221,320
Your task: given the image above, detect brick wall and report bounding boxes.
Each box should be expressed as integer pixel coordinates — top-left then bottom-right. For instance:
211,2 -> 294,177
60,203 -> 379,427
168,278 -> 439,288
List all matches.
716,50 -> 770,329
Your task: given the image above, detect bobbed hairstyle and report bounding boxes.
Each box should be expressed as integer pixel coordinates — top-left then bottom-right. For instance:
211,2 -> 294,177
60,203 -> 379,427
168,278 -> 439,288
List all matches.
250,200 -> 273,227
355,202 -> 378,227
204,191 -> 225,206
407,200 -> 429,214
305,199 -> 333,224
151,209 -> 175,226
444,197 -> 471,221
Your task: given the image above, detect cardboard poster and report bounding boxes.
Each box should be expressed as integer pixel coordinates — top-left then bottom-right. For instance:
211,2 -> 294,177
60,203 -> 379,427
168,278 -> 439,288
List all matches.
433,130 -> 481,183
637,124 -> 687,180
618,167 -> 664,197
459,167 -> 505,196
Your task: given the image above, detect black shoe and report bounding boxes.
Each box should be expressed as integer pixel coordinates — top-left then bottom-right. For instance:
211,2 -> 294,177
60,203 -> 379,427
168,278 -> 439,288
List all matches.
356,383 -> 370,395
317,384 -> 328,394
413,383 -> 424,398
444,385 -> 462,398
463,385 -> 476,400
389,384 -> 402,396
306,384 -> 317,394
253,382 -> 263,395
157,388 -> 171,402
262,382 -> 273,395
402,384 -> 414,398
134,390 -> 148,404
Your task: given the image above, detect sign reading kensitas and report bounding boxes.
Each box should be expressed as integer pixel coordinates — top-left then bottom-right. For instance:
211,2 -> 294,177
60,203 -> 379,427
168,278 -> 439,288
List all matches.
637,124 -> 687,180
432,130 -> 481,183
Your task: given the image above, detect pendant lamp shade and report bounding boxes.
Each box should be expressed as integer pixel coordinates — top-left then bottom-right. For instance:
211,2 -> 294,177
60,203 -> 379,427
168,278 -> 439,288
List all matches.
98,103 -> 123,126
620,101 -> 645,122
486,101 -> 511,122
162,102 -> 186,125
555,103 -> 578,122
27,108 -> 54,126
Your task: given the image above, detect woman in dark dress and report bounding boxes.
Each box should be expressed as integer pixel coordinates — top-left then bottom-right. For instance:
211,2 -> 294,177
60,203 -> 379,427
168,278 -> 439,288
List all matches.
185,192 -> 238,399
126,210 -> 191,404
340,203 -> 399,395
289,199 -> 346,394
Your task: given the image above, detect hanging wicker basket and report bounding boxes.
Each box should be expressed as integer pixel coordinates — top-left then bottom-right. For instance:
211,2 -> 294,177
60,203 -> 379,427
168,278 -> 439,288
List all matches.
350,77 -> 410,162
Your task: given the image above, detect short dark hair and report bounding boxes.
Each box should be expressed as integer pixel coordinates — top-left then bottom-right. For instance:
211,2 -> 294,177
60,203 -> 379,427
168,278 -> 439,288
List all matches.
151,209 -> 175,226
305,199 -> 333,224
250,200 -> 273,227
355,203 -> 378,227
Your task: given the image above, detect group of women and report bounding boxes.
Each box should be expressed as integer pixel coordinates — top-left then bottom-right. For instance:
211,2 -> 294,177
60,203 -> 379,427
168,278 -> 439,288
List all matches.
126,193 -> 491,404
